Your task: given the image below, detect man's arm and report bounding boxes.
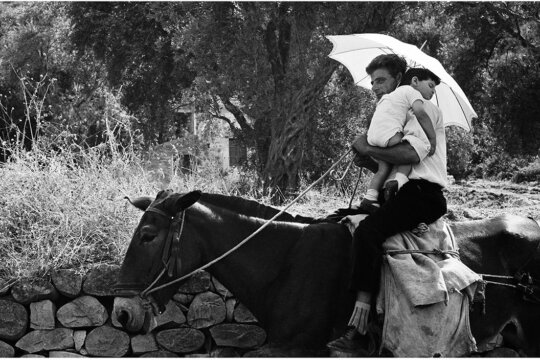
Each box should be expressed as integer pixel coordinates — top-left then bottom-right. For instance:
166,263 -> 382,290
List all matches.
352,134 -> 420,165
353,153 -> 378,173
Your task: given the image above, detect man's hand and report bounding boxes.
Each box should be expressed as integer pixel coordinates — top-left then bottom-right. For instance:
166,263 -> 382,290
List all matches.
351,134 -> 370,156
348,300 -> 371,335
352,153 -> 378,173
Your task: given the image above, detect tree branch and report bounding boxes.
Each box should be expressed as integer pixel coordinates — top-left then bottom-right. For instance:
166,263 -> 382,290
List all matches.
219,96 -> 253,133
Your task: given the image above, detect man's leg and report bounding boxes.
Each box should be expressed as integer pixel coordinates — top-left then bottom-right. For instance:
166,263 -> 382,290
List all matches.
350,180 -> 447,329
328,180 -> 447,351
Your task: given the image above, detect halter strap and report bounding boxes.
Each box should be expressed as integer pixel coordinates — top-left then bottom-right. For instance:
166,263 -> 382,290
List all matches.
145,207 -> 174,220
140,207 -> 185,298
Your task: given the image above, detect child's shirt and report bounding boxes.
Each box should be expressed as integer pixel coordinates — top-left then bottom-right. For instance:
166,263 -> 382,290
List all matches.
405,101 -> 447,188
367,85 -> 424,148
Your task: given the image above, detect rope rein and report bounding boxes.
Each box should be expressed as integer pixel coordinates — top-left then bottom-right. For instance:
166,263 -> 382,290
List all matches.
138,149 -> 540,306
385,249 -> 460,258
141,148 -> 354,297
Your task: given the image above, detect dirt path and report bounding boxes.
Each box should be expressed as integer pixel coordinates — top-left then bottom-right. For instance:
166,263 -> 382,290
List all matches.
286,179 -> 540,222
444,179 -> 540,221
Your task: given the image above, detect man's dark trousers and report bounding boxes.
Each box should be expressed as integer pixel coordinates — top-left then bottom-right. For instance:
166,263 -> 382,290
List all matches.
350,179 -> 447,293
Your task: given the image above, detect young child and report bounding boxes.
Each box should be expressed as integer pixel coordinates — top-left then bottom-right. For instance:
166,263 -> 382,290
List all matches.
359,67 -> 441,214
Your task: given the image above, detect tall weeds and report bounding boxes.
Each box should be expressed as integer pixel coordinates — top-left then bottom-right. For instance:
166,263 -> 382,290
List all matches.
0,71 -> 353,282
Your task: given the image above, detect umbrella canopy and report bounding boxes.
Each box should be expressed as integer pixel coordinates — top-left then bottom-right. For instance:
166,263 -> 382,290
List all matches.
326,33 -> 476,132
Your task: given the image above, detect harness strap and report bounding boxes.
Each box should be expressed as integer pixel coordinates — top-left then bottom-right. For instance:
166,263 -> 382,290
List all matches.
479,273 -> 540,306
167,211 -> 185,277
139,208 -> 185,298
145,207 -> 174,219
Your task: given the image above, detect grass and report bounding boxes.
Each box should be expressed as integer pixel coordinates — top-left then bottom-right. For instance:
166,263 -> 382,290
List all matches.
0,148 -> 148,280
0,141 -> 358,283
8,136 -> 538,284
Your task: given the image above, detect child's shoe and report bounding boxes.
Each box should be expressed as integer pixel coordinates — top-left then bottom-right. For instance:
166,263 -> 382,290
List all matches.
383,180 -> 399,202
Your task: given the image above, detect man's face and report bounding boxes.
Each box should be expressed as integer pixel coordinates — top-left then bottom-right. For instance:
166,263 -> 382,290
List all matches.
370,68 -> 400,100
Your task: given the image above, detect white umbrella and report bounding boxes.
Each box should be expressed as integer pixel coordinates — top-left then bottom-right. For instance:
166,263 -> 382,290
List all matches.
326,33 -> 476,132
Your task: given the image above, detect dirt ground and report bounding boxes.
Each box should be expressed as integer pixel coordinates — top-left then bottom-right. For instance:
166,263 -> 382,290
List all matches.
286,179 -> 540,223
443,179 -> 540,222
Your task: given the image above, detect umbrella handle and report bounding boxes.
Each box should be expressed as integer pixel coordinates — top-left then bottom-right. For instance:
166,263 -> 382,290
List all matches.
330,157 -> 355,181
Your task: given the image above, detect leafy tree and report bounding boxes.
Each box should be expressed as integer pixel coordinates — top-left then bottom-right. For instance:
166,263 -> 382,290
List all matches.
0,2 -> 71,155
444,2 -> 540,160
69,2 -> 196,144
392,2 -> 540,177
160,2 -> 403,198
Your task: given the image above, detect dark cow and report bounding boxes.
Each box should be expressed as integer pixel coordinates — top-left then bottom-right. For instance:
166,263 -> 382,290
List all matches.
114,190 -> 540,356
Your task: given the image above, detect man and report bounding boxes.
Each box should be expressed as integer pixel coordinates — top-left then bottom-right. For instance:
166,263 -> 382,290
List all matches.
329,54 -> 448,351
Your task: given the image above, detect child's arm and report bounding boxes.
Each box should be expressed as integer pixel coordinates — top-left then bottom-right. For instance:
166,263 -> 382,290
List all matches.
411,100 -> 436,156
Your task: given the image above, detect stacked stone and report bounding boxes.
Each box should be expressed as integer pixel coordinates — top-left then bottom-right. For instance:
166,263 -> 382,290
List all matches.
0,265 -> 266,357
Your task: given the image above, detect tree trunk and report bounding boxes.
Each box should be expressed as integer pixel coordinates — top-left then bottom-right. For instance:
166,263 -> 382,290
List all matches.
265,62 -> 337,198
264,3 -> 398,201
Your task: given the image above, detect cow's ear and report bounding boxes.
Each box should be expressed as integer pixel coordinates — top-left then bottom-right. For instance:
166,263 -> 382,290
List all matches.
125,196 -> 153,211
175,190 -> 202,212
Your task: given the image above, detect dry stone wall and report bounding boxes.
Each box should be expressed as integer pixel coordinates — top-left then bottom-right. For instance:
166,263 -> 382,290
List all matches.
0,265 -> 266,357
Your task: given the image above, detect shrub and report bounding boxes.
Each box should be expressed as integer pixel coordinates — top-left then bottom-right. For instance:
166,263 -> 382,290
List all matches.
446,126 -> 474,180
471,150 -> 531,180
512,157 -> 540,183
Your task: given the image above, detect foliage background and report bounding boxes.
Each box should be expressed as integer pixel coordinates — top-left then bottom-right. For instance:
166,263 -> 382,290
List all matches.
1,2 -> 540,280
1,2 -> 539,182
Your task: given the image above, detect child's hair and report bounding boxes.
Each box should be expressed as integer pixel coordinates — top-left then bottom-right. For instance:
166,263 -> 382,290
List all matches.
365,54 -> 407,79
400,68 -> 441,86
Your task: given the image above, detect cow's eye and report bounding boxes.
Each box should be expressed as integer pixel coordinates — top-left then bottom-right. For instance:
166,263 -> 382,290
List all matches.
140,226 -> 158,243
140,234 -> 155,243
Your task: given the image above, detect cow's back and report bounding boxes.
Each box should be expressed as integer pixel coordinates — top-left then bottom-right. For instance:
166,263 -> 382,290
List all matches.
450,214 -> 540,355
451,214 -> 540,274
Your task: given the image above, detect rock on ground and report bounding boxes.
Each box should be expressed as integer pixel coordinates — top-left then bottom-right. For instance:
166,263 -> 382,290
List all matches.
85,326 -> 130,357
48,351 -> 86,358
82,264 -> 121,297
225,298 -> 236,323
234,302 -> 258,323
30,300 -> 56,330
187,291 -> 226,329
73,330 -> 86,352
20,354 -> 46,358
131,334 -> 158,355
51,269 -> 83,298
56,296 -> 108,328
178,271 -> 212,294
0,340 -> 15,357
155,300 -> 187,328
172,293 -> 194,307
211,277 -> 233,298
156,328 -> 206,354
0,299 -> 28,341
210,347 -> 242,357
210,324 -> 266,349
11,279 -> 58,305
140,350 -> 178,357
15,328 -> 74,354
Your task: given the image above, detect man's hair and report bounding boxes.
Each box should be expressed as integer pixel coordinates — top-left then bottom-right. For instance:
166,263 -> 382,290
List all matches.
365,54 -> 408,78
401,68 -> 441,86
